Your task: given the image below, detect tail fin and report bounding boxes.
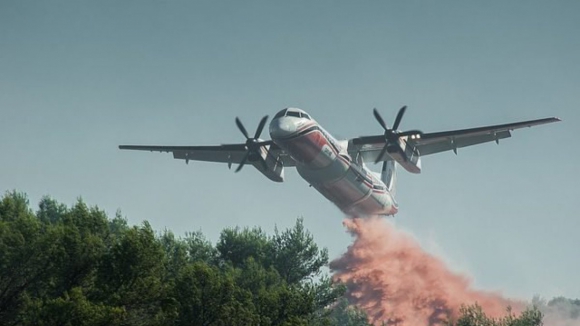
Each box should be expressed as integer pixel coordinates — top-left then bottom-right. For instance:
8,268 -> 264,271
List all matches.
381,161 -> 397,196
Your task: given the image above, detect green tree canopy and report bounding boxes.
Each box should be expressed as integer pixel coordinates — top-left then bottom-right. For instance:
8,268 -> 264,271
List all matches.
0,191 -> 345,326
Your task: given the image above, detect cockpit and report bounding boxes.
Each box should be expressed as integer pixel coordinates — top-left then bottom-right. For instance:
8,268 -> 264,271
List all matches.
273,108 -> 312,120
269,108 -> 315,139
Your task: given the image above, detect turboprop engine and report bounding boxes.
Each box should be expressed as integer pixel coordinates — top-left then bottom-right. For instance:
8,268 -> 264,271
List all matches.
372,106 -> 422,174
232,115 -> 285,182
385,136 -> 422,174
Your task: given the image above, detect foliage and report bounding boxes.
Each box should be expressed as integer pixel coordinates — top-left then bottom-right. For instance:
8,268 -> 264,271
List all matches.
317,298 -> 372,326
451,304 -> 543,326
0,191 -> 343,326
546,296 -> 580,319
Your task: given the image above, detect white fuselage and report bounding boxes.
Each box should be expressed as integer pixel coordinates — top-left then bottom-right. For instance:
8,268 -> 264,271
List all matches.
269,109 -> 398,217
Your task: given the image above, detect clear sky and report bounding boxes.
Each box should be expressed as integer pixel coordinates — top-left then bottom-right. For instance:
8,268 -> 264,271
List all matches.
1,1 -> 578,300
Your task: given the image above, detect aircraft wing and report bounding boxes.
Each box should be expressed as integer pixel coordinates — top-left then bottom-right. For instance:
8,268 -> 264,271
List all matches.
118,142 -> 296,167
349,117 -> 560,161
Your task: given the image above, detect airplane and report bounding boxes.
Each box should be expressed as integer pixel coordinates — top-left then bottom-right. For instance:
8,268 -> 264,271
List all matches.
119,106 -> 560,217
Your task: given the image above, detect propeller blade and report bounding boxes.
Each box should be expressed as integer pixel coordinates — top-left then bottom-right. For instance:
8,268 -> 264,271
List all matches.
392,105 -> 407,130
375,144 -> 389,164
254,115 -> 269,139
397,129 -> 424,137
373,108 -> 388,131
235,117 -> 249,139
235,151 -> 250,173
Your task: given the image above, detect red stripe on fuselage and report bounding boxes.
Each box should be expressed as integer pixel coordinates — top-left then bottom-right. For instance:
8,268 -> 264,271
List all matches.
276,122 -> 340,165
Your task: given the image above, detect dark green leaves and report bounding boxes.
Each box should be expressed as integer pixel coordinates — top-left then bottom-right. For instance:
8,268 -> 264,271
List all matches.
0,192 -> 343,326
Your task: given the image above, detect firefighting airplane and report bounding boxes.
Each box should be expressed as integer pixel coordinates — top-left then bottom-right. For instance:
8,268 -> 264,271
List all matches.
119,107 -> 559,217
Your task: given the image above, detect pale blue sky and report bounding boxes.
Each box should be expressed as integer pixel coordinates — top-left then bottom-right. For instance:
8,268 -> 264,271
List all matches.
1,1 -> 578,300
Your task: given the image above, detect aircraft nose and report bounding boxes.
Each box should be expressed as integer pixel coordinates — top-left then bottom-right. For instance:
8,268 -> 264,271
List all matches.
269,117 -> 298,139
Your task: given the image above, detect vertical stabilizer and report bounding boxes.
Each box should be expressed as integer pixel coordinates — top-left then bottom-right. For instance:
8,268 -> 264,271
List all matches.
381,160 -> 397,196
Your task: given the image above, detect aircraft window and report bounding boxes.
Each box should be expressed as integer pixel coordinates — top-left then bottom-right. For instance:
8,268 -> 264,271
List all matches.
302,113 -> 311,120
287,111 -> 301,118
274,110 -> 287,119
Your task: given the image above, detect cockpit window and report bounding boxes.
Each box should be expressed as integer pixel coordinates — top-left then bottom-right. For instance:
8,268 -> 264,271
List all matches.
274,109 -> 287,119
274,109 -> 311,119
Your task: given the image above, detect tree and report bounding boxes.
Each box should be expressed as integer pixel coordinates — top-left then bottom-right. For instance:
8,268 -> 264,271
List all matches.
216,226 -> 271,268
95,222 -> 175,325
36,196 -> 67,224
452,304 -> 543,326
0,191 -> 60,323
315,298 -> 372,326
173,263 -> 257,326
21,287 -> 124,326
184,230 -> 218,264
532,296 -> 580,324
270,218 -> 329,285
159,229 -> 189,282
47,200 -> 109,299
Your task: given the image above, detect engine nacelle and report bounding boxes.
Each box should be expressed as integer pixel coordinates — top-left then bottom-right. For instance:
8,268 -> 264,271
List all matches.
387,139 -> 422,174
250,146 -> 285,182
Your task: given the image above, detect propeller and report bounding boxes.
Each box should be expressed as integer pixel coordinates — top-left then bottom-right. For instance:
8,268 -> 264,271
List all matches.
373,106 -> 423,163
234,115 -> 269,172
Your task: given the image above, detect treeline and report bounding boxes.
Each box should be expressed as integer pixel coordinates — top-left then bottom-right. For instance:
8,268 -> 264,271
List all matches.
0,191 -> 365,326
0,191 -> 564,326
